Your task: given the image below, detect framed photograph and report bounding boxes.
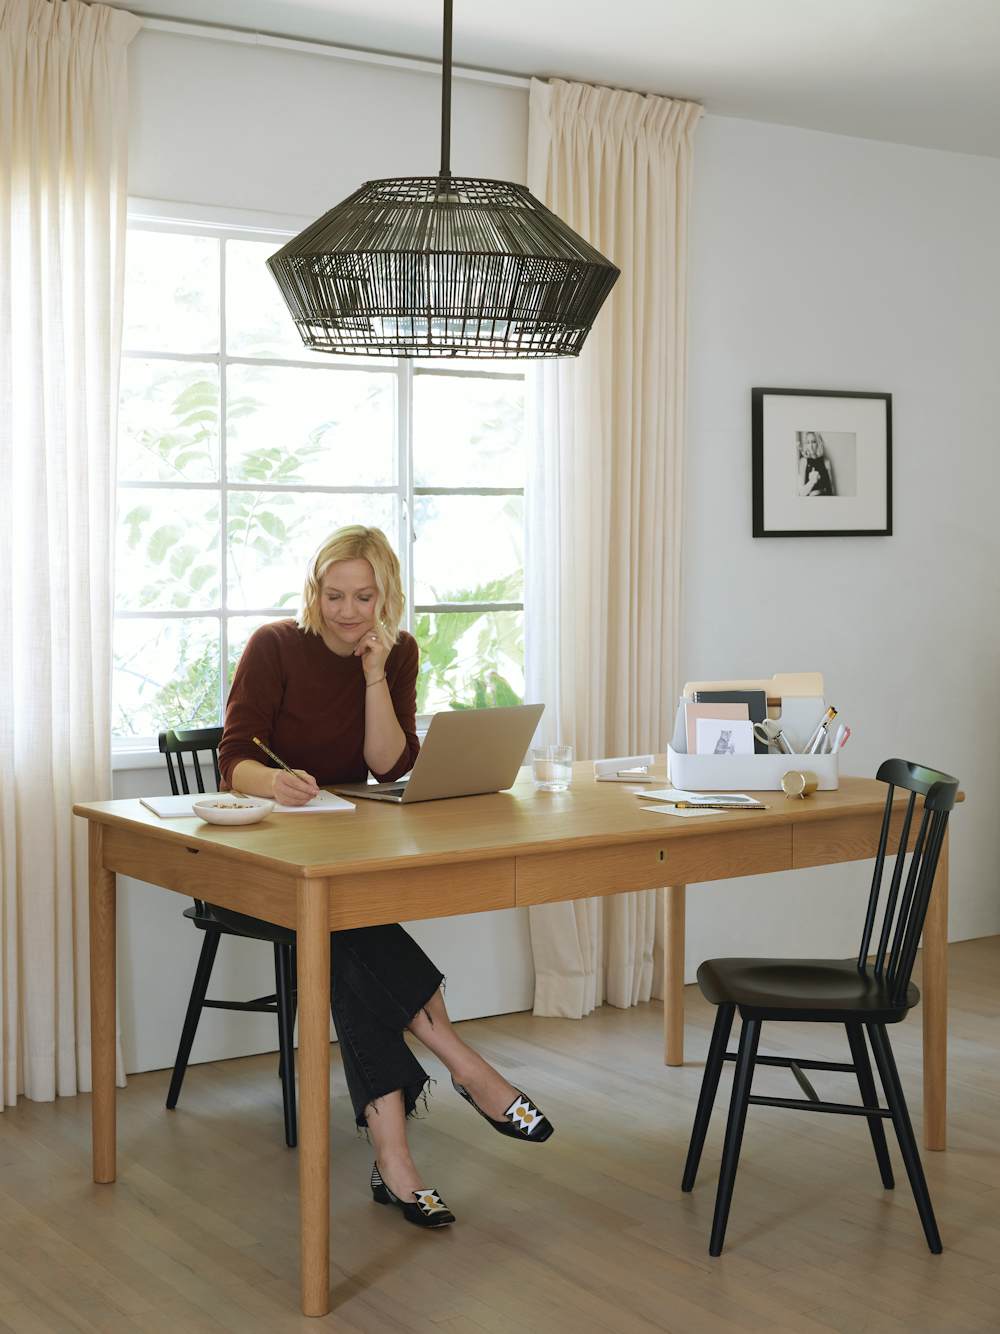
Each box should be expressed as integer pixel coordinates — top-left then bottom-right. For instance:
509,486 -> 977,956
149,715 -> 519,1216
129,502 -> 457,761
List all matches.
751,388 -> 892,537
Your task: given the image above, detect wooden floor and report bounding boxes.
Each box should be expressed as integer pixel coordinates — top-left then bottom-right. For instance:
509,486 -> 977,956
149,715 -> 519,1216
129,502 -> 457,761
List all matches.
2,938 -> 999,1333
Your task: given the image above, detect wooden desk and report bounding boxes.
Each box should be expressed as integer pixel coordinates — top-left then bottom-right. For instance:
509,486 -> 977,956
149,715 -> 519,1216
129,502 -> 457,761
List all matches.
75,771 -> 953,1318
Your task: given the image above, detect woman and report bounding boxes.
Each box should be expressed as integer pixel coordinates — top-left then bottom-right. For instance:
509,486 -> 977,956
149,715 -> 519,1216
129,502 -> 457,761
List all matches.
218,525 -> 552,1230
796,430 -> 836,496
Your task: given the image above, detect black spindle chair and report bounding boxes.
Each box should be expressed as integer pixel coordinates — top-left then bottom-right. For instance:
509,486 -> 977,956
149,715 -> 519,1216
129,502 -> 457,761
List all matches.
158,728 -> 300,1147
682,758 -> 959,1256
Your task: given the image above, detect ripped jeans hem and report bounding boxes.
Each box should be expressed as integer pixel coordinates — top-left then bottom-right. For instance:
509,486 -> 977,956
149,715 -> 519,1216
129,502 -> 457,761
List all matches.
355,1073 -> 436,1133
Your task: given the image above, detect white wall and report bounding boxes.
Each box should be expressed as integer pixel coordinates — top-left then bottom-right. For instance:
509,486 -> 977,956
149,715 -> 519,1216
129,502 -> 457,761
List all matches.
682,114 -> 1000,969
123,26 -> 999,1072
127,30 -> 527,217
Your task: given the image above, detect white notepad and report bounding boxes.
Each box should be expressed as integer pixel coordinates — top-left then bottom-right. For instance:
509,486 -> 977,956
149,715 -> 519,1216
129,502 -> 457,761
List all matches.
272,790 -> 354,814
140,790 -> 355,817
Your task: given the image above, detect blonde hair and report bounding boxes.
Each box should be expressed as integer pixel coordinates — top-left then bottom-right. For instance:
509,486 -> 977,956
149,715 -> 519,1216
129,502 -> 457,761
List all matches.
298,526 -> 404,648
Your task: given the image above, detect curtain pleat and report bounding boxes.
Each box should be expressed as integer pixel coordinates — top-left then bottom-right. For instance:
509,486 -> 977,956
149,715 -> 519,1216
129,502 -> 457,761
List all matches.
525,79 -> 701,1017
0,0 -> 140,1106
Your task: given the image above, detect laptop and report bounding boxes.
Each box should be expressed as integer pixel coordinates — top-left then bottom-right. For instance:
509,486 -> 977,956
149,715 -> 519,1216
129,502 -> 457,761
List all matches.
333,703 -> 545,804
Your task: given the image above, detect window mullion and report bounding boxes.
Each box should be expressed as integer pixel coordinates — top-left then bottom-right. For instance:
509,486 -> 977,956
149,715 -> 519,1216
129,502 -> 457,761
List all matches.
219,236 -> 229,718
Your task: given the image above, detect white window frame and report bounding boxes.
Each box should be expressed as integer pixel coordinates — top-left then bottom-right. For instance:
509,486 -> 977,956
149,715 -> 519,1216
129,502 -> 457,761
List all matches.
113,200 -> 525,764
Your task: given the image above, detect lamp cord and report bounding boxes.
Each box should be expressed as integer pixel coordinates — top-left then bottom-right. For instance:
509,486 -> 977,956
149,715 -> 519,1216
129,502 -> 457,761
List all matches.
439,0 -> 453,178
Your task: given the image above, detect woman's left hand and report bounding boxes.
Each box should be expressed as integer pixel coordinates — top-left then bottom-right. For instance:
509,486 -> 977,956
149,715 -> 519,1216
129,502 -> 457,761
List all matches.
355,629 -> 389,683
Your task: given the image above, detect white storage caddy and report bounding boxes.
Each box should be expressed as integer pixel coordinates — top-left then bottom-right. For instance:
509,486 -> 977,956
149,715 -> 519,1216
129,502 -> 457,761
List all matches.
668,671 -> 840,792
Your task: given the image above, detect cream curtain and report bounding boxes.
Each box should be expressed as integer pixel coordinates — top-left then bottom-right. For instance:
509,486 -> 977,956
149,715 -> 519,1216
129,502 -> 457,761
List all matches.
524,78 -> 702,1017
0,0 -> 140,1105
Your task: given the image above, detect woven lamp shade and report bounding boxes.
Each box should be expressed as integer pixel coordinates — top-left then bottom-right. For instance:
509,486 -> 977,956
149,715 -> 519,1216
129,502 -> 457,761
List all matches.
267,174 -> 621,359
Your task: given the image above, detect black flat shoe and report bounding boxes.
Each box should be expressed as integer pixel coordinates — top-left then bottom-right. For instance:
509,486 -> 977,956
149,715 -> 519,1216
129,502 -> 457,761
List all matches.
452,1078 -> 554,1143
370,1161 -> 455,1228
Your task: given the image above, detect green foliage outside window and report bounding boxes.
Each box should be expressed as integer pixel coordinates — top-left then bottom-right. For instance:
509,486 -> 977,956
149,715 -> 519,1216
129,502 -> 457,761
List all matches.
414,575 -> 524,713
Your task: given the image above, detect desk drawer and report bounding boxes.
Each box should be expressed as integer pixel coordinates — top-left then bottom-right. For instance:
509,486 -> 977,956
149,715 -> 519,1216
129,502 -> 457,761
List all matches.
516,826 -> 792,905
329,858 -> 515,930
103,825 -> 297,927
793,808 -> 920,869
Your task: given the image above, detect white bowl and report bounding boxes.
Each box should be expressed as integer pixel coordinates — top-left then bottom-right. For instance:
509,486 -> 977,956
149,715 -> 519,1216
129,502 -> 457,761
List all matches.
193,796 -> 274,826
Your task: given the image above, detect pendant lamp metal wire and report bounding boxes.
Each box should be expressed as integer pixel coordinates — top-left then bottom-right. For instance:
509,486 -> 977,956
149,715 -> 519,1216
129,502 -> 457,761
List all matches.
267,1 -> 620,358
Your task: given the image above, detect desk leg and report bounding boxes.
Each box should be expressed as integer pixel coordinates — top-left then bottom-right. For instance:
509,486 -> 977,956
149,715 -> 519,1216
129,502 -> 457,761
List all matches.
297,879 -> 331,1317
922,827 -> 949,1152
664,885 -> 686,1066
89,824 -> 116,1184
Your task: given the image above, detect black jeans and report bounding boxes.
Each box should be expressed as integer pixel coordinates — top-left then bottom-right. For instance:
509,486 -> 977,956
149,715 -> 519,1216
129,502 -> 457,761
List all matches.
207,909 -> 444,1127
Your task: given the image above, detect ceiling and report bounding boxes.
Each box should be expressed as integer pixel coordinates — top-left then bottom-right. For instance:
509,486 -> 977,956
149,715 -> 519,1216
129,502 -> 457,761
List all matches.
118,0 -> 1000,158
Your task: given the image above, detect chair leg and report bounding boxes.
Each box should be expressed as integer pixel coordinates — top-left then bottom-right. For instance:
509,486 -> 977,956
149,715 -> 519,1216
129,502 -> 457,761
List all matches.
274,944 -> 288,1083
868,1023 -> 942,1254
275,943 -> 298,1149
709,1016 -> 760,1257
286,944 -> 299,1069
166,929 -> 222,1110
682,1004 -> 735,1192
845,1023 -> 894,1189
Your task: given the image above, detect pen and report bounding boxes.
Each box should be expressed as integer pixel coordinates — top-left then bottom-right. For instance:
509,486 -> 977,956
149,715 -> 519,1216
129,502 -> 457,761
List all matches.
806,706 -> 838,755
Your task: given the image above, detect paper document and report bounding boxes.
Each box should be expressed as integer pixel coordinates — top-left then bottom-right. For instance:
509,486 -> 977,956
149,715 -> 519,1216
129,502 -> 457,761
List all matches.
642,788 -> 759,806
140,790 -> 354,817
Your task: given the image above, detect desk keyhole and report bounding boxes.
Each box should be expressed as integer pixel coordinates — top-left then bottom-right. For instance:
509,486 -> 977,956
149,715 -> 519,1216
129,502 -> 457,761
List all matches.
658,849 -> 665,862
185,847 -> 200,856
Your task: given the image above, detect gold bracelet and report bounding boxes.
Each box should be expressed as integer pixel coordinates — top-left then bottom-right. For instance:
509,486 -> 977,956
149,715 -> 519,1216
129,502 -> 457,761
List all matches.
366,675 -> 386,687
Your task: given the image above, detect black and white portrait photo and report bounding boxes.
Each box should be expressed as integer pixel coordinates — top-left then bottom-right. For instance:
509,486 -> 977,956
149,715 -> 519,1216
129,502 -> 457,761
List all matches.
753,388 -> 891,537
795,430 -> 857,498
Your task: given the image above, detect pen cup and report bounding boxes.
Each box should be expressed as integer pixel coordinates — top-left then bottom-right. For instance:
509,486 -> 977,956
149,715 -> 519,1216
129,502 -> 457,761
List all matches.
531,744 -> 574,792
781,769 -> 819,800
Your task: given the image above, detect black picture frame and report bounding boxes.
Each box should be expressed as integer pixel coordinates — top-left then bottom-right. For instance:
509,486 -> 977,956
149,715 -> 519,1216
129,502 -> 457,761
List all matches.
751,387 -> 892,538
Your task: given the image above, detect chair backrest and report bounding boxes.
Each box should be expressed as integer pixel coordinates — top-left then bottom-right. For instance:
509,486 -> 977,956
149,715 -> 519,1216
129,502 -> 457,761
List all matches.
159,727 -> 225,918
158,727 -> 224,796
857,758 -> 959,1004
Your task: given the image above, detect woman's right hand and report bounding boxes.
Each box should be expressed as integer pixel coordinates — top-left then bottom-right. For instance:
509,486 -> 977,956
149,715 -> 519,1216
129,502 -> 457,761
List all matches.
271,768 -> 320,806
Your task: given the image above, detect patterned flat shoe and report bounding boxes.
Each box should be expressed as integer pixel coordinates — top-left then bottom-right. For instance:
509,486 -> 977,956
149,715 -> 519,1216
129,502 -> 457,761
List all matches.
452,1078 -> 554,1143
370,1161 -> 455,1228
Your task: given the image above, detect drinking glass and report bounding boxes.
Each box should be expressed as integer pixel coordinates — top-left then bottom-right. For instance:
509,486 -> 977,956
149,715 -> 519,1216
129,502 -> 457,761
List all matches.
531,744 -> 574,791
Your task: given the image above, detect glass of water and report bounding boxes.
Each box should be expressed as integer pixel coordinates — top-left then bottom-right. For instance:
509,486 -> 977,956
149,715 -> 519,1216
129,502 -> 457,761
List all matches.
531,744 -> 574,791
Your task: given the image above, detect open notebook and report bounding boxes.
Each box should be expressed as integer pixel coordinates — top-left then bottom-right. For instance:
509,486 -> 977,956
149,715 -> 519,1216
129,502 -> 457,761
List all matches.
140,791 -> 354,817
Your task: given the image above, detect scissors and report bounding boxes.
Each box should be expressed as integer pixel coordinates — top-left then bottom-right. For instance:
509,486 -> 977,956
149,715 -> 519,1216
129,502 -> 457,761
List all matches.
752,718 -> 793,754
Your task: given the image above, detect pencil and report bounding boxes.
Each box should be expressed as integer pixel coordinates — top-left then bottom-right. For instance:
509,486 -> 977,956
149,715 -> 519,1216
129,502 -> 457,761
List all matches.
252,735 -> 300,780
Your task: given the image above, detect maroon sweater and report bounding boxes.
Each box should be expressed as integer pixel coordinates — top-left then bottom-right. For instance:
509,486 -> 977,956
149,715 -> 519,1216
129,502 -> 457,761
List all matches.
218,620 -> 420,789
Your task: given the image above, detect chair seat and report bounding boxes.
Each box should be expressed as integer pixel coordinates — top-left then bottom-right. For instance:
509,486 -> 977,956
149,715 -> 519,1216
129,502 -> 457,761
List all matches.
696,956 -> 918,1022
184,903 -> 295,946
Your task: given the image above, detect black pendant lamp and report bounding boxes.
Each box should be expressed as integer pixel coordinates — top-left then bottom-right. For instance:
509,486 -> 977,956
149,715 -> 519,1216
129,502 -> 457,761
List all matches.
267,1 -> 620,359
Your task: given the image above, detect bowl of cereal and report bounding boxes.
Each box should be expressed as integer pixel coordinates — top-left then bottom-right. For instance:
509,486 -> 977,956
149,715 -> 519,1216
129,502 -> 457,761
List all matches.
192,795 -> 274,826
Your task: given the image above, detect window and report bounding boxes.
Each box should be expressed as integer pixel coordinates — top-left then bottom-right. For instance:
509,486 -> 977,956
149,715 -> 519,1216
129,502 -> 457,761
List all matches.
113,222 -> 525,744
